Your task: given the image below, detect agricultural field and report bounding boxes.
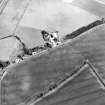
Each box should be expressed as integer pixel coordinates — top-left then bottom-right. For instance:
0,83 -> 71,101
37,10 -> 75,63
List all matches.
1,24 -> 105,105
1,0 -> 105,105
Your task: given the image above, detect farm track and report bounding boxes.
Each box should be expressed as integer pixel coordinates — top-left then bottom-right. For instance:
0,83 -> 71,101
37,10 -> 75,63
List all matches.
1,24 -> 105,105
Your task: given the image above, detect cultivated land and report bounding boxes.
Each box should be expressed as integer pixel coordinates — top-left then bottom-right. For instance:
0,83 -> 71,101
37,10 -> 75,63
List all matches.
0,0 -> 99,61
1,24 -> 105,105
72,0 -> 105,17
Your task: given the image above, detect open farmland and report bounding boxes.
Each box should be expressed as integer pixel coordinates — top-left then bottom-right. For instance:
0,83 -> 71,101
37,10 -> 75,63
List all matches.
1,0 -> 105,105
1,24 -> 105,105
72,0 -> 105,17
0,0 -> 99,62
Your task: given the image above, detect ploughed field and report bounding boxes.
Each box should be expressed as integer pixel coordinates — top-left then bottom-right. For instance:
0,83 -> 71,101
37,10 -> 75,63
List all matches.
1,24 -> 105,105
